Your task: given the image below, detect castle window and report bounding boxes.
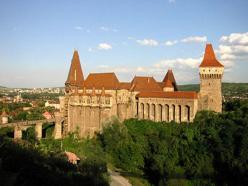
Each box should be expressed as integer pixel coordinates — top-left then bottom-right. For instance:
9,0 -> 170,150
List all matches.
209,83 -> 211,86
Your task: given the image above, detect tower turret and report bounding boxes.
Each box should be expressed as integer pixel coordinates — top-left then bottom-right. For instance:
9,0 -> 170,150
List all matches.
199,44 -> 224,112
162,69 -> 178,91
65,50 -> 84,93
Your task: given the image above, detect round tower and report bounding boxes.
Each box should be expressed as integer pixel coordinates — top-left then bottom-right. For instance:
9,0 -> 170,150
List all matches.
199,44 -> 224,112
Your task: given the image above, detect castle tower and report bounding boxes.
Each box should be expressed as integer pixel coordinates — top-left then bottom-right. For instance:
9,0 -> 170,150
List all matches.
199,44 -> 224,112
163,69 -> 178,91
63,50 -> 84,135
65,50 -> 84,93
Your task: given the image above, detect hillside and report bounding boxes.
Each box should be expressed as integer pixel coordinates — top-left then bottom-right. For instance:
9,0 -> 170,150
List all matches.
178,83 -> 248,98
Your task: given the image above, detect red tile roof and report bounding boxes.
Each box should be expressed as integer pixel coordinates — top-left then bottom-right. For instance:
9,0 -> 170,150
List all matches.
130,76 -> 162,92
162,69 -> 178,90
65,50 -> 84,86
119,82 -> 131,90
137,91 -> 198,99
199,44 -> 224,67
84,73 -> 119,90
164,79 -> 173,88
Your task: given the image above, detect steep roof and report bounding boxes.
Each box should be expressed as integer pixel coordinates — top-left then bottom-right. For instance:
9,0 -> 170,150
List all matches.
84,72 -> 119,89
199,44 -> 224,67
137,91 -> 197,99
65,50 -> 84,86
130,76 -> 162,92
162,69 -> 178,90
164,79 -> 173,88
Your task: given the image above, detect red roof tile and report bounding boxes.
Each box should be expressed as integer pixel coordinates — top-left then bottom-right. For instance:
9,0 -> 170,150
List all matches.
84,73 -> 120,90
65,50 -> 84,86
200,44 -> 224,67
162,69 -> 178,90
130,76 -> 162,92
137,91 -> 198,99
119,82 -> 131,90
164,79 -> 173,88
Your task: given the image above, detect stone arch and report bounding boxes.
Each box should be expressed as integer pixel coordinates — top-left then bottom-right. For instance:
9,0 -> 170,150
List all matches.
157,104 -> 162,122
165,104 -> 169,122
145,103 -> 150,119
185,105 -> 190,122
140,103 -> 144,119
151,104 -> 156,121
172,104 -> 176,121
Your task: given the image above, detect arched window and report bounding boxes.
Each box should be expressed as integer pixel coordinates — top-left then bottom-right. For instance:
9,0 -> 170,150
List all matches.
178,105 -> 182,122
172,104 -> 176,121
158,104 -> 162,122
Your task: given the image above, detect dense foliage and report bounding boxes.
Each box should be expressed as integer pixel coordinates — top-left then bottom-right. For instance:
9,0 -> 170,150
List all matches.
97,99 -> 248,186
0,137 -> 109,186
0,99 -> 248,186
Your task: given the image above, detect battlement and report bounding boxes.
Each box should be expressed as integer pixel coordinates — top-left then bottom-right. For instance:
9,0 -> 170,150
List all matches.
69,95 -> 112,107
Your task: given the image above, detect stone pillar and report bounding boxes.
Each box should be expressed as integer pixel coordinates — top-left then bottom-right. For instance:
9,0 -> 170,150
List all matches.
54,112 -> 62,139
14,126 -> 22,139
54,121 -> 62,139
35,122 -> 42,140
155,104 -> 158,122
162,105 -> 166,122
138,103 -> 143,119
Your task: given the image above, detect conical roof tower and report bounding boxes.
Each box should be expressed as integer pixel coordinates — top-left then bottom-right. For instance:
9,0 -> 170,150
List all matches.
65,50 -> 84,87
199,44 -> 224,67
163,69 -> 178,91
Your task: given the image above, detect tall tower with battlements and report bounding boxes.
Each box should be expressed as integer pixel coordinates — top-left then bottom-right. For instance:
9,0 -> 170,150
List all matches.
199,44 -> 224,112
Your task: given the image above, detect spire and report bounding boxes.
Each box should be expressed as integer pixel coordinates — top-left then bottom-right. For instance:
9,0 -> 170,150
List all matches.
65,50 -> 84,86
163,69 -> 178,91
200,44 -> 224,67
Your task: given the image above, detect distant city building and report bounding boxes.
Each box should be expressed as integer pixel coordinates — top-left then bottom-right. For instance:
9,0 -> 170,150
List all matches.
13,93 -> 23,103
42,111 -> 52,119
45,100 -> 60,110
60,44 -> 224,137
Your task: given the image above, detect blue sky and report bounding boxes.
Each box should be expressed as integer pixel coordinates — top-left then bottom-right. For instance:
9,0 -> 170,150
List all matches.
0,0 -> 248,87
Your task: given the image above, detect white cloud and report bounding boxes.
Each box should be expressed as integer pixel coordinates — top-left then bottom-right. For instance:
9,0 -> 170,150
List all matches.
220,32 -> 248,45
95,57 -> 201,83
100,26 -> 118,32
154,58 -> 201,69
164,40 -> 178,46
181,36 -> 207,43
168,0 -> 175,3
217,32 -> 248,68
97,43 -> 112,50
136,39 -> 159,46
74,26 -> 83,30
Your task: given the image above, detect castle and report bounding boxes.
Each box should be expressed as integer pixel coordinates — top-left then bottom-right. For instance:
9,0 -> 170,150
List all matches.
60,44 -> 224,137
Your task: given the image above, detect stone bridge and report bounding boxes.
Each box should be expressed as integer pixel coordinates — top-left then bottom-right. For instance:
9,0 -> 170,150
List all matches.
0,113 -> 65,140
